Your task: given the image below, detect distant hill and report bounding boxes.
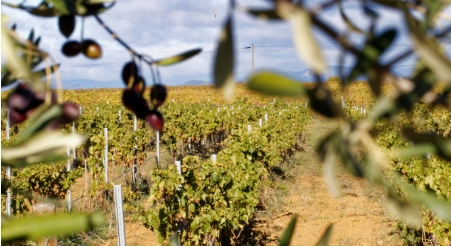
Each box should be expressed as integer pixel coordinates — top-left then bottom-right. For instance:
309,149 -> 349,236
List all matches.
283,65 -> 414,82
61,79 -> 122,89
182,80 -> 210,86
27,65 -> 415,90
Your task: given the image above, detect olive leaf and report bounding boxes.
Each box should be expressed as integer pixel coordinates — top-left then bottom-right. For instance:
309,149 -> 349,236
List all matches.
384,190 -> 423,228
307,86 -> 341,118
317,131 -> 342,197
213,15 -> 234,100
392,173 -> 451,222
337,0 -> 365,34
346,29 -> 397,95
1,24 -> 32,83
247,71 -> 306,96
278,216 -> 297,246
155,48 -> 202,66
245,8 -> 284,20
289,5 -> 327,73
2,131 -> 85,167
1,212 -> 104,243
315,224 -> 333,246
402,6 -> 451,83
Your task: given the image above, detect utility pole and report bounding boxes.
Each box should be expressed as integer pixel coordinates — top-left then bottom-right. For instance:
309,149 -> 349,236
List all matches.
251,43 -> 254,76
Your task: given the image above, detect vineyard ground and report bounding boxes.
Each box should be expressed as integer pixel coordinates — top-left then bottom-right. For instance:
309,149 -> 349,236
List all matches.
67,114 -> 405,246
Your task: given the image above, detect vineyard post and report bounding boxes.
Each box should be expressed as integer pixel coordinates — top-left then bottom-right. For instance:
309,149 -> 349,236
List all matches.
6,110 -> 11,217
305,99 -> 308,108
248,125 -> 251,132
113,185 -> 126,246
175,161 -> 182,175
96,107 -> 99,112
341,96 -> 345,108
157,131 -> 160,165
259,119 -> 262,127
133,124 -> 137,184
72,122 -> 76,160
67,148 -> 72,211
104,128 -> 108,183
264,113 -> 268,122
133,115 -> 137,131
119,110 -> 121,123
211,154 -> 217,163
79,106 -> 82,115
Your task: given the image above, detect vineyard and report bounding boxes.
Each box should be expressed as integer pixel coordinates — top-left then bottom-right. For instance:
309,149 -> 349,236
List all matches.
2,82 -> 451,245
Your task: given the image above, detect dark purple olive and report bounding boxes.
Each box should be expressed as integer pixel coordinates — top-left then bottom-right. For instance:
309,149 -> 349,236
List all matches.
45,121 -> 61,131
59,102 -> 80,124
132,76 -> 146,95
145,110 -> 164,132
121,61 -> 139,87
150,84 -> 167,108
8,108 -> 27,125
122,89 -> 149,119
62,40 -> 81,57
8,84 -> 35,113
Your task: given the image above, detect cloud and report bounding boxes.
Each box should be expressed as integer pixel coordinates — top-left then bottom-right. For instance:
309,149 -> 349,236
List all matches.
2,0 -> 449,87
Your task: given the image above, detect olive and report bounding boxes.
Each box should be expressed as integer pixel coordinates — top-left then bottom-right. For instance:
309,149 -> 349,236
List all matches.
150,84 -> 167,108
62,40 -> 81,57
121,61 -> 139,87
81,39 -> 102,59
145,110 -> 164,132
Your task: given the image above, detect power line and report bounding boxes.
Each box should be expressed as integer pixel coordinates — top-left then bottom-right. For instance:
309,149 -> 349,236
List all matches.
7,8 -> 231,23
56,44 -> 413,68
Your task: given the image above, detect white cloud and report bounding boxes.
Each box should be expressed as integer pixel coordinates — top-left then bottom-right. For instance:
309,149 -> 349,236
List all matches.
3,0 -> 449,86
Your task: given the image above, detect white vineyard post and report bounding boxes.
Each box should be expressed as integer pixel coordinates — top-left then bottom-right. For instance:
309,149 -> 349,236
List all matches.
113,185 -> 126,246
175,161 -> 183,206
6,110 -> 11,216
79,106 -> 82,115
248,125 -> 251,132
96,107 -> 98,112
133,115 -> 137,131
156,131 -> 160,165
264,114 -> 268,122
119,110 -> 121,123
341,96 -> 345,108
259,119 -> 262,127
104,128 -> 108,183
133,124 -> 137,184
175,161 -> 182,175
211,154 -> 217,163
72,123 -> 76,160
67,148 -> 72,211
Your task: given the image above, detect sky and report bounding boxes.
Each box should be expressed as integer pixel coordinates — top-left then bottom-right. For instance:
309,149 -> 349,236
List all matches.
2,0 -> 451,87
